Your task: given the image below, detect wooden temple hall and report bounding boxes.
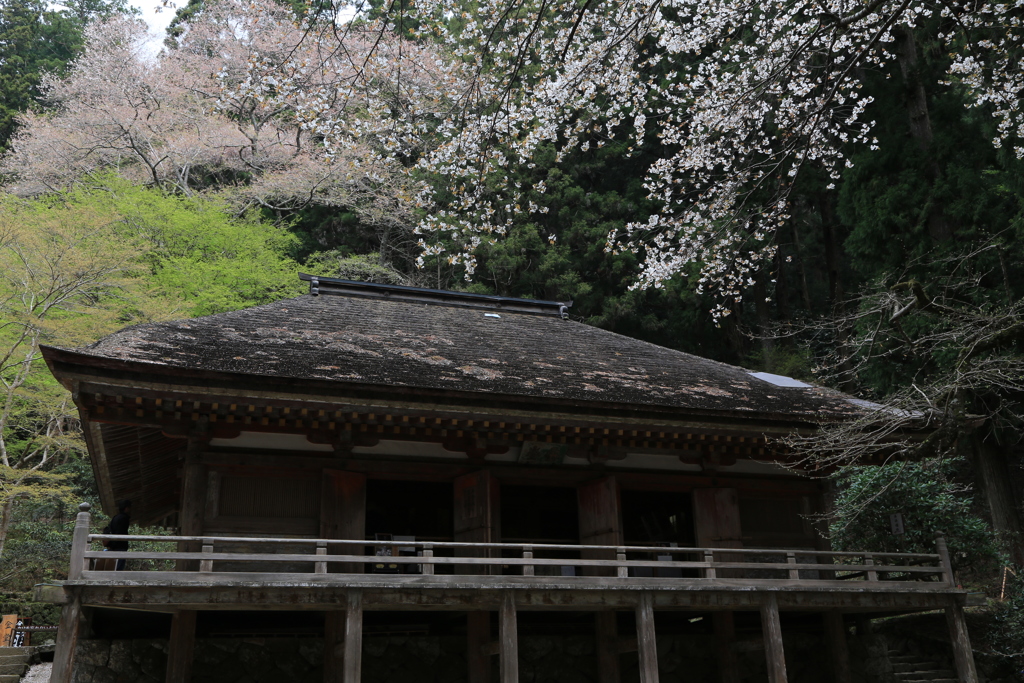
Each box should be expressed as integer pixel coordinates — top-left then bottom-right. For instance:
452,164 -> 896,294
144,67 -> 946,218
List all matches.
39,276 -> 979,683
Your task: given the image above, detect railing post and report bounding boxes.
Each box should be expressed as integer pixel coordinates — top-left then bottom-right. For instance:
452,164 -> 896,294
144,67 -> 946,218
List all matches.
864,555 -> 878,583
786,552 -> 799,580
616,548 -> 628,578
200,542 -> 214,572
69,502 -> 91,579
935,533 -> 954,586
422,544 -> 434,576
315,541 -> 327,574
523,546 -> 534,576
703,550 -> 716,580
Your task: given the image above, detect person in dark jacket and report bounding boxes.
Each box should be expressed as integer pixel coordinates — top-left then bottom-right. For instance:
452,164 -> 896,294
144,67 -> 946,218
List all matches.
107,500 -> 131,570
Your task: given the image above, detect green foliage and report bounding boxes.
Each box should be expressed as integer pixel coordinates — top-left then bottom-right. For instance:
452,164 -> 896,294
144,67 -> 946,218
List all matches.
304,251 -> 408,284
0,0 -> 132,153
63,177 -> 305,316
991,572 -> 1024,668
830,459 -> 1003,576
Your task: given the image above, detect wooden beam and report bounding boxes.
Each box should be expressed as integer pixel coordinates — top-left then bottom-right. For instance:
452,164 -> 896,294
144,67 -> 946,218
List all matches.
595,611 -> 621,683
499,592 -> 518,683
324,611 -> 345,683
49,596 -> 83,683
455,471 -> 501,574
712,612 -> 739,683
321,470 -> 366,574
635,593 -> 659,683
761,594 -> 788,683
178,436 -> 208,571
578,477 -> 623,577
343,590 -> 363,683
822,612 -> 850,683
468,611 -> 492,683
945,599 -> 979,683
166,610 -> 197,683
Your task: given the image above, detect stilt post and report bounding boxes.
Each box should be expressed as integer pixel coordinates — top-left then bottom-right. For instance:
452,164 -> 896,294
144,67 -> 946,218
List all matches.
822,612 -> 850,683
49,595 -> 83,683
499,591 -> 519,683
945,599 -> 979,683
166,610 -> 197,683
761,593 -> 788,683
467,611 -> 491,683
635,592 -> 659,683
324,610 -> 345,683
595,611 -> 621,683
343,589 -> 363,683
712,612 -> 739,683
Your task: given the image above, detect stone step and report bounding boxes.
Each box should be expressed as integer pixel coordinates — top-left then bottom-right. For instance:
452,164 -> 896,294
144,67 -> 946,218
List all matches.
893,662 -> 940,673
895,672 -> 957,681
890,655 -> 932,663
0,663 -> 24,676
0,656 -> 28,666
0,649 -> 30,656
0,675 -> 20,683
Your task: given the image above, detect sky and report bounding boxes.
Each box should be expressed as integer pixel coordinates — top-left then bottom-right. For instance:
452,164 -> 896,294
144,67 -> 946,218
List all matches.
130,0 -> 179,53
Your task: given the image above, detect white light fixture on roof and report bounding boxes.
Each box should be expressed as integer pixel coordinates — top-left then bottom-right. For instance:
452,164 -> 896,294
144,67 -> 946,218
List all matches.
748,372 -> 811,388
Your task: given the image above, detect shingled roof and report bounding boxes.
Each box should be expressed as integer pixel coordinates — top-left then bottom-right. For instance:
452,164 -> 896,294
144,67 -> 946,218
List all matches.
52,277 -> 865,424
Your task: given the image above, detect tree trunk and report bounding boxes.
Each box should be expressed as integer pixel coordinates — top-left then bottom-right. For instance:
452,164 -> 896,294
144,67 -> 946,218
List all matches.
816,192 -> 844,309
0,497 -> 13,561
974,438 -> 1024,567
894,27 -> 952,244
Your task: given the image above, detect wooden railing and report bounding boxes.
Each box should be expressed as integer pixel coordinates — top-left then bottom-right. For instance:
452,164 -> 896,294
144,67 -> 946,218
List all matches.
68,506 -> 955,588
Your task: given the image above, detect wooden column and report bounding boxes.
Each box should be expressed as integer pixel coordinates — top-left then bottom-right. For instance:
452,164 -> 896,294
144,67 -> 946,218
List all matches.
945,599 -> 979,683
693,488 -> 743,577
499,592 -> 518,683
321,470 -> 367,573
712,612 -> 739,683
760,594 -> 787,683
166,610 -> 197,683
178,436 -> 208,571
324,611 -> 345,683
822,612 -> 850,683
49,595 -> 83,683
635,593 -> 659,683
578,476 -> 623,576
595,612 -> 621,683
343,590 -> 364,683
454,471 -> 500,574
467,611 -> 491,683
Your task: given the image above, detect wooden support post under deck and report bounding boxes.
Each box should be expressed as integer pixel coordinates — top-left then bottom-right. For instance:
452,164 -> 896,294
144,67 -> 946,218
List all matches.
945,599 -> 979,683
712,612 -> 739,683
822,612 -> 850,683
166,610 -> 197,683
49,595 -> 83,683
635,593 -> 659,683
177,436 -> 208,571
760,594 -> 787,683
324,611 -> 344,683
595,611 -> 621,683
499,592 -> 518,683
467,611 -> 491,683
344,590 -> 363,683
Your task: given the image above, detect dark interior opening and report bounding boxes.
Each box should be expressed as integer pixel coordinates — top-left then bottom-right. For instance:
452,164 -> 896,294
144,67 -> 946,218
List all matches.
365,479 -> 454,541
500,485 -> 579,543
621,489 -> 695,547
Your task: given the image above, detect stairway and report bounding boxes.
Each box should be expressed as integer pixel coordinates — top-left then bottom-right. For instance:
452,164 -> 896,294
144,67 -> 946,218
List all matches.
889,647 -> 958,683
0,647 -> 34,683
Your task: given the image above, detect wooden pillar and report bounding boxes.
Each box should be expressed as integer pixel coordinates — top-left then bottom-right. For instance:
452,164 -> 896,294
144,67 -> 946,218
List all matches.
454,471 -> 500,574
324,611 -> 345,683
321,470 -> 367,573
166,610 -> 197,683
693,488 -> 743,577
760,594 -> 787,683
712,613 -> 739,683
177,436 -> 208,571
467,611 -> 491,683
343,590 -> 363,683
635,593 -> 659,683
50,595 -> 83,683
822,612 -> 850,683
499,592 -> 518,683
945,599 -> 979,683
595,612 -> 621,683
578,476 -> 623,576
